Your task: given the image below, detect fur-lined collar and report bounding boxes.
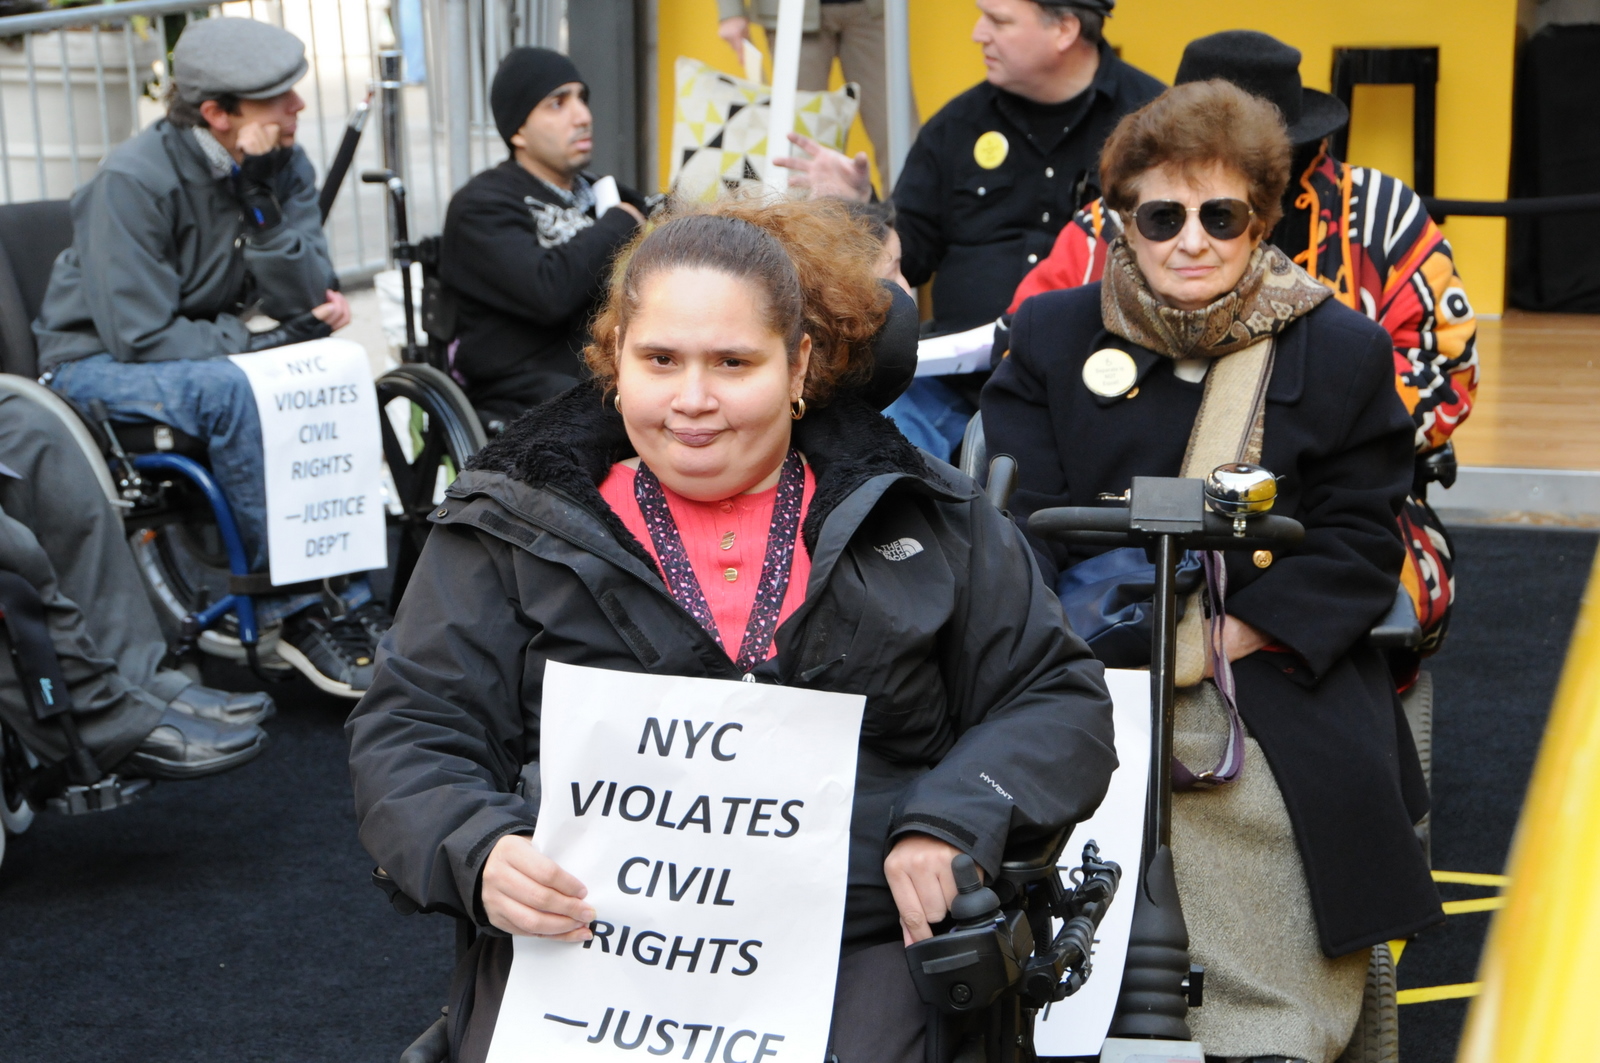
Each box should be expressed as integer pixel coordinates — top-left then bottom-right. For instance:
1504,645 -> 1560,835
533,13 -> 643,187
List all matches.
466,382 -> 951,570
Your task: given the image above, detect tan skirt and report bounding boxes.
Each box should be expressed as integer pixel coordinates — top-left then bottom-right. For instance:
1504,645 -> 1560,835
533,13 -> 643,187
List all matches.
1171,681 -> 1369,1063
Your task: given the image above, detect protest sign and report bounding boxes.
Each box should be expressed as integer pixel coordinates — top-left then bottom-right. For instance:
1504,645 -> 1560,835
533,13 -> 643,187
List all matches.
228,338 -> 387,585
486,662 -> 866,1063
1034,668 -> 1151,1055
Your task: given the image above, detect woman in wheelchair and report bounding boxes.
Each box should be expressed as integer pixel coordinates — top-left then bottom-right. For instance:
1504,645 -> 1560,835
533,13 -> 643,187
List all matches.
347,198 -> 1117,1063
982,81 -> 1442,1062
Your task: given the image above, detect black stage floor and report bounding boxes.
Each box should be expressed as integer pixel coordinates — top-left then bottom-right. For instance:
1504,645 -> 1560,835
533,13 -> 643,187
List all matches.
0,525 -> 1594,1063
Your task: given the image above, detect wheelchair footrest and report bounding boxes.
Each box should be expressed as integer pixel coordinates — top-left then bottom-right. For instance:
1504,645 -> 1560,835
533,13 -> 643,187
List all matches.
45,774 -> 151,815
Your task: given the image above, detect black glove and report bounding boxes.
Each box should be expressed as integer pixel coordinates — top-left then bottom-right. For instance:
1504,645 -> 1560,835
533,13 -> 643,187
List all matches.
233,147 -> 294,234
245,311 -> 332,352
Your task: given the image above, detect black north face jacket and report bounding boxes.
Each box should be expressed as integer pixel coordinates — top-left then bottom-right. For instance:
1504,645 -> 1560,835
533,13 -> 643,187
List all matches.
348,385 -> 1115,970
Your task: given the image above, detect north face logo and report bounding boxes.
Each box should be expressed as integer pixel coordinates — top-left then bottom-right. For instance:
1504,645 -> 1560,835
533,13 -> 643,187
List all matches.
874,538 -> 924,561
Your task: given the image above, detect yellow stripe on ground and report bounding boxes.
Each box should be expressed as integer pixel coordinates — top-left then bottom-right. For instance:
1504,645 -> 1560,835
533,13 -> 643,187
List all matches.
1399,982 -> 1483,1005
1443,897 -> 1507,915
1433,870 -> 1512,888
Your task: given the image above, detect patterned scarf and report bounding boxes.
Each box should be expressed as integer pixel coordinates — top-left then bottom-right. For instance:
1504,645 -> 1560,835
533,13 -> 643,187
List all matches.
1099,235 -> 1330,360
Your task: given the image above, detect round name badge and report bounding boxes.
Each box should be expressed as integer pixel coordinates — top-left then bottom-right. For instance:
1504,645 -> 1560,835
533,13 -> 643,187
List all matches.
1082,348 -> 1140,397
974,130 -> 1009,170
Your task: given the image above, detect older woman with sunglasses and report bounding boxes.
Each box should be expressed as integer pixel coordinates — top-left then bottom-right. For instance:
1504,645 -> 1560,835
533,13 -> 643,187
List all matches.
982,81 -> 1441,1062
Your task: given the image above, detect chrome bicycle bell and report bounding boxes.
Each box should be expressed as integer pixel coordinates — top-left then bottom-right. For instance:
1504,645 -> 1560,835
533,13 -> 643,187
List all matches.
1205,463 -> 1277,536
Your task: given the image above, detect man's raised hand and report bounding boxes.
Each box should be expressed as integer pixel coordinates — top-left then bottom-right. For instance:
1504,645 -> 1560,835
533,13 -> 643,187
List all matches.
236,120 -> 282,158
773,133 -> 873,202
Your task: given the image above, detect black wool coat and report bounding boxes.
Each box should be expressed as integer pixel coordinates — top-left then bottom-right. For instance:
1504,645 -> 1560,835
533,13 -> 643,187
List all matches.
439,162 -> 642,419
346,385 -> 1118,1044
982,285 -> 1443,956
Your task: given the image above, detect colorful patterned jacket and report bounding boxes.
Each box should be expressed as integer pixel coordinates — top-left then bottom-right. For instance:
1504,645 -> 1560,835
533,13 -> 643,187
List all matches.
1005,149 -> 1478,656
1010,149 -> 1479,454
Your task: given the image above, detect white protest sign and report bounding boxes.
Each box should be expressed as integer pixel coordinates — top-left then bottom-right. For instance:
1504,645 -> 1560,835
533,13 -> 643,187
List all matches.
228,338 -> 387,585
487,661 -> 866,1063
1034,668 -> 1151,1056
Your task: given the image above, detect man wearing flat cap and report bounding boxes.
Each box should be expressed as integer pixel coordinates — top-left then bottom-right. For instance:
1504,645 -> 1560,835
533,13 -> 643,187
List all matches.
1005,29 -> 1480,663
32,17 -> 389,696
776,0 -> 1162,457
437,47 -> 650,424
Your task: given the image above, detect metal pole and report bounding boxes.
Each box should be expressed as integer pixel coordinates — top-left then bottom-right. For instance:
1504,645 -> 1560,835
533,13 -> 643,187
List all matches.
763,0 -> 804,194
882,0 -> 912,189
443,0 -> 471,190
378,50 -> 405,182
1150,534 -> 1178,852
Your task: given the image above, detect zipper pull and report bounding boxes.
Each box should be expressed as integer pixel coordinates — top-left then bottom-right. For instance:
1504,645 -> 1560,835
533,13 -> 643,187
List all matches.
741,673 -> 756,683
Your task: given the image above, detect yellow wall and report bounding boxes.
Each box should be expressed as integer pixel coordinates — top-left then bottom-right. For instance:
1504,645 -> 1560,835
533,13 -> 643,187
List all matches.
656,0 -> 1517,311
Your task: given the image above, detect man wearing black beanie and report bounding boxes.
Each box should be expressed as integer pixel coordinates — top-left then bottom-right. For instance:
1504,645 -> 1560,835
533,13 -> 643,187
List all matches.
439,47 -> 649,423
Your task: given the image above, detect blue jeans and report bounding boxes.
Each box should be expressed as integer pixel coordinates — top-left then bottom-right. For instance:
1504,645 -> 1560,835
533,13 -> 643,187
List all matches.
882,378 -> 976,462
50,354 -> 269,568
48,354 -> 371,625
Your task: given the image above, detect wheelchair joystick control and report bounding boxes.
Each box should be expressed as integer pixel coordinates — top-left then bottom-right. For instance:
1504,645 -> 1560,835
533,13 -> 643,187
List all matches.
949,854 -> 1001,925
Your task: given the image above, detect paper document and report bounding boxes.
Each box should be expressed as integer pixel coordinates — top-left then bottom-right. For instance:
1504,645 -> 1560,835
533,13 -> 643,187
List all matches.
228,338 -> 387,585
1033,668 -> 1151,1056
486,662 -> 866,1063
915,322 -> 997,377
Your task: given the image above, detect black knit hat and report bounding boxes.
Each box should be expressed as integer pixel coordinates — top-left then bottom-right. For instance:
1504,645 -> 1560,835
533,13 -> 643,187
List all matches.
1175,30 -> 1349,144
1033,0 -> 1116,12
490,47 -> 585,147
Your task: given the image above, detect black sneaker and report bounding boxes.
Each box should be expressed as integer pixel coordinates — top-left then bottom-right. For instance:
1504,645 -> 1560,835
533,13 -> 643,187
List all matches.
346,599 -> 394,644
277,609 -> 380,698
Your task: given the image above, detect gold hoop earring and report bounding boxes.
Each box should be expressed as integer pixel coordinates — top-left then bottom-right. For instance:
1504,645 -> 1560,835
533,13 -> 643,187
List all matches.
613,393 -> 622,412
791,397 -> 807,421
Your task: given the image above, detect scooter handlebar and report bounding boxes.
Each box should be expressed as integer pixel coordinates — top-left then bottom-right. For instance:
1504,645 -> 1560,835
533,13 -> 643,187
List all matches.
1027,507 -> 1305,551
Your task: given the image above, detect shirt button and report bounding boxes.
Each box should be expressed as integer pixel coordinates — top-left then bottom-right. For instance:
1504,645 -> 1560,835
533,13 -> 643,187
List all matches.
723,567 -> 738,582
1042,211 -> 1050,223
1027,253 -> 1038,264
718,501 -> 734,513
977,187 -> 987,196
1045,166 -> 1054,178
720,531 -> 736,550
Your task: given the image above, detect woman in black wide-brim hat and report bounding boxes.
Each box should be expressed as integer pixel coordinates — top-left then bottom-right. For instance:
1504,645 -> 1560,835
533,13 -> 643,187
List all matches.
984,79 -> 1442,1062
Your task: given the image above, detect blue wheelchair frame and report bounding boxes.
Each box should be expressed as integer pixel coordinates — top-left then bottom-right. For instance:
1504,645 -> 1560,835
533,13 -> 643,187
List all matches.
129,453 -> 260,649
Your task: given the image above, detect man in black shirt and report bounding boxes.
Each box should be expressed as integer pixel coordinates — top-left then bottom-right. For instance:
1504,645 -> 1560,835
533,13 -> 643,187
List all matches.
780,0 -> 1161,454
439,49 -> 647,423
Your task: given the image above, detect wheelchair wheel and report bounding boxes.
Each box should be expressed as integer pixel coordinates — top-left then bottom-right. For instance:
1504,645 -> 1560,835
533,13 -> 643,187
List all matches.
0,725 -> 37,870
374,363 -> 488,608
1402,671 -> 1434,865
130,363 -> 485,651
1336,942 -> 1399,1063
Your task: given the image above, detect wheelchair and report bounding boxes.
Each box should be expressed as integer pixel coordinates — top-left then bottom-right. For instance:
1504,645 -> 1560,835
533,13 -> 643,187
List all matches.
0,196 -> 486,855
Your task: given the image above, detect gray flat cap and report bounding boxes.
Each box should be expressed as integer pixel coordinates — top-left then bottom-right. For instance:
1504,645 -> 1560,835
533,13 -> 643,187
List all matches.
173,18 -> 308,103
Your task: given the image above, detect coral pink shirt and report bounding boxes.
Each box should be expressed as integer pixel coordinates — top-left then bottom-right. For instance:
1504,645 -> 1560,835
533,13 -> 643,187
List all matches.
599,461 -> 816,666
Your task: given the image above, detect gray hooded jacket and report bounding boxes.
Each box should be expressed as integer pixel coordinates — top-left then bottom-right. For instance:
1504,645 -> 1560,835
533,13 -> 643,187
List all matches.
33,119 -> 335,370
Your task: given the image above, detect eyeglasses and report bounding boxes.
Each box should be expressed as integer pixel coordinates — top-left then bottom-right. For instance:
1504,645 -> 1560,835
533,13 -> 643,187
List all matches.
1129,199 -> 1255,243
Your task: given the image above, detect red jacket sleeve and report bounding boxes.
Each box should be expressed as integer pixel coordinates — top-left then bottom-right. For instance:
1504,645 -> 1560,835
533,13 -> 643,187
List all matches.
1008,200 -> 1117,313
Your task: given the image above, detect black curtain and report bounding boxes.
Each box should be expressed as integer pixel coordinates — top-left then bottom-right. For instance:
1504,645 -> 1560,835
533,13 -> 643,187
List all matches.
1510,24 -> 1600,312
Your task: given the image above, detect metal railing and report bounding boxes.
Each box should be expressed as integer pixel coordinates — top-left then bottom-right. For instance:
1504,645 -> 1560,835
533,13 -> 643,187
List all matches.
0,0 -> 564,281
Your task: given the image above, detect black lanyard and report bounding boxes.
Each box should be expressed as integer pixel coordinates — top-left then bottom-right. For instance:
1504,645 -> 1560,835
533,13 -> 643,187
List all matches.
634,450 -> 805,673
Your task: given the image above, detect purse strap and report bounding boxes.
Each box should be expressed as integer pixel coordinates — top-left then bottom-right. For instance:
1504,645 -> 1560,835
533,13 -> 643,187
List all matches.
1171,551 -> 1247,790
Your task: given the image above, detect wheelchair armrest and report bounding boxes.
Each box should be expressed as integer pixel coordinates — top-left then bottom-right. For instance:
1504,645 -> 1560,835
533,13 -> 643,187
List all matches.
1368,585 -> 1422,649
997,824 -> 1073,886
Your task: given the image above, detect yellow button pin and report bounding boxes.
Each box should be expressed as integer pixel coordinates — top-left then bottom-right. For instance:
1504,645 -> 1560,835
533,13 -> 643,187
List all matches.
974,130 -> 1009,170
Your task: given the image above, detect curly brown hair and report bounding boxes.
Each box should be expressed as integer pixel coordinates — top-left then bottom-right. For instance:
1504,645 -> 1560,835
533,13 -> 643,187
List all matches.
584,196 -> 891,405
1099,79 -> 1291,237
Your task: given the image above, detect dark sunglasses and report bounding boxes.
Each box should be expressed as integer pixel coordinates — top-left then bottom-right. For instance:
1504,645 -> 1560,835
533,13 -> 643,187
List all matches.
1130,198 -> 1254,242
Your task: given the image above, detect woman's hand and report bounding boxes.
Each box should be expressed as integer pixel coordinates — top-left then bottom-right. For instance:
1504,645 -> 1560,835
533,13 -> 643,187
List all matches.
1203,615 -> 1272,677
884,833 -> 968,945
481,834 -> 595,940
717,15 -> 750,54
